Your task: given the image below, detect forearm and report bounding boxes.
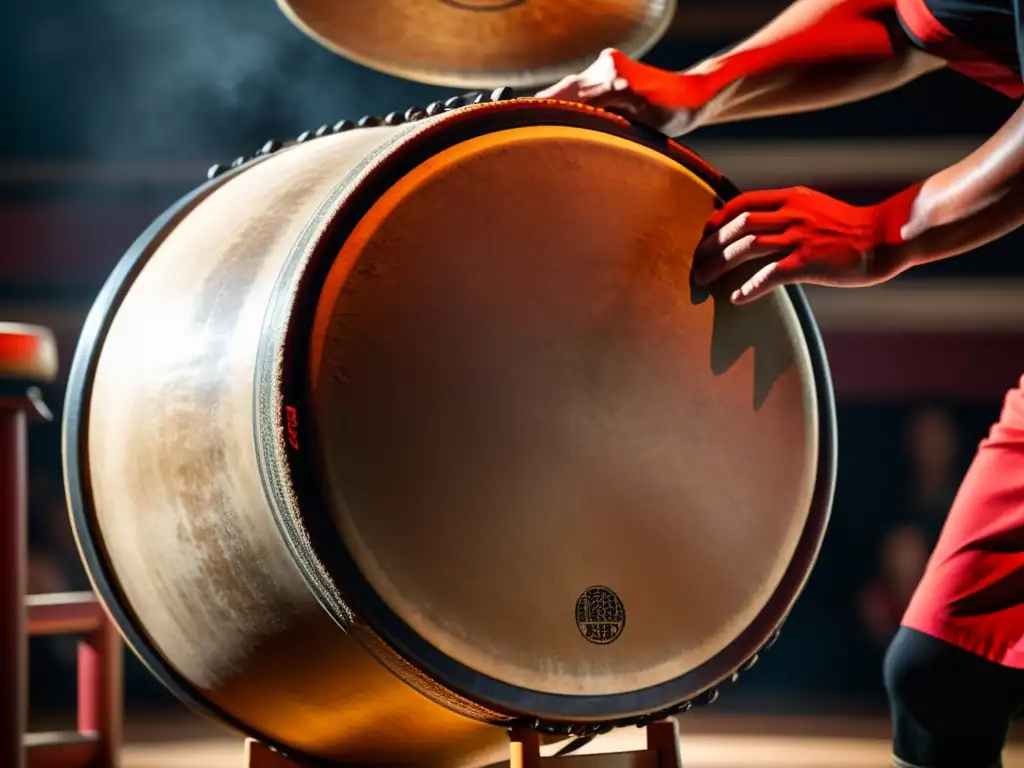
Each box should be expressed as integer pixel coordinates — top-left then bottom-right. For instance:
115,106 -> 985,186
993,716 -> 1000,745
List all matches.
688,48 -> 942,125
674,0 -> 944,124
877,103 -> 1024,271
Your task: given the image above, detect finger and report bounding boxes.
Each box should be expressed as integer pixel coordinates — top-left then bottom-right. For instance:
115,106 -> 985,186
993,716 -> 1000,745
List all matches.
535,76 -> 572,98
730,251 -> 807,305
692,233 -> 793,286
536,76 -> 581,100
705,190 -> 793,232
697,211 -> 790,253
577,75 -> 629,101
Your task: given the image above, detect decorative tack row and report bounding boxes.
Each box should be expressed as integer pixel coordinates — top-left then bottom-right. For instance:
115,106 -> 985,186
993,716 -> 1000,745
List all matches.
206,86 -> 517,181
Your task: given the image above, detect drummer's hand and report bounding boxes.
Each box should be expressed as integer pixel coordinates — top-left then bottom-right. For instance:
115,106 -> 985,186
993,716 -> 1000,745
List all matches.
535,49 -> 717,136
692,187 -> 904,305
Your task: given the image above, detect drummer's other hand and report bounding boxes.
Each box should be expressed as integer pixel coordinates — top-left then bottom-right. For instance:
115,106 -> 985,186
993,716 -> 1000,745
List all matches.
535,48 -> 713,135
692,187 -> 900,305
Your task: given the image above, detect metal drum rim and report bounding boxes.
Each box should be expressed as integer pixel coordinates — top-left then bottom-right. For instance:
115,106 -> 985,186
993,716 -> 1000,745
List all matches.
258,99 -> 839,725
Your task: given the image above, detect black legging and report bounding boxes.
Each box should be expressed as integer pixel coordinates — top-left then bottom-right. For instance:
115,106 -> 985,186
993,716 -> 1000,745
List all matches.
884,627 -> 1024,767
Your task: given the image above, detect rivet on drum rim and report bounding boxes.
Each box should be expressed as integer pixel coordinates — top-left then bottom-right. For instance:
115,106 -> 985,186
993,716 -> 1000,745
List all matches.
696,688 -> 719,706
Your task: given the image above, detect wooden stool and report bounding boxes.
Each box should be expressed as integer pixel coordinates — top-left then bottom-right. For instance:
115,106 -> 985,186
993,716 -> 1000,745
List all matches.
0,323 -> 123,768
244,719 -> 684,768
0,323 -> 59,768
23,593 -> 122,768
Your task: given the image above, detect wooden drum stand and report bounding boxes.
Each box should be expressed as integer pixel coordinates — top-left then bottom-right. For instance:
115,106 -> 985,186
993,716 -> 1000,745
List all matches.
0,324 -> 123,768
245,720 -> 684,768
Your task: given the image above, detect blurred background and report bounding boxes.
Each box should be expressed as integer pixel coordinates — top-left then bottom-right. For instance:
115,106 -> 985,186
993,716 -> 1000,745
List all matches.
6,0 -> 1023,731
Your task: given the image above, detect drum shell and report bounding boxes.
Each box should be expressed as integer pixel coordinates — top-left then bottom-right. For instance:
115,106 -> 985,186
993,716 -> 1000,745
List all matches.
64,117 -> 520,766
63,100 -> 837,766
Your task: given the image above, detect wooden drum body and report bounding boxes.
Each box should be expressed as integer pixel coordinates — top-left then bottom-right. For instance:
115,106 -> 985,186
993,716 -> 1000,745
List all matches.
63,99 -> 836,766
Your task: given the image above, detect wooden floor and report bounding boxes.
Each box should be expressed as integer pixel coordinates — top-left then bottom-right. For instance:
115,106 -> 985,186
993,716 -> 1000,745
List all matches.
114,711 -> 1024,767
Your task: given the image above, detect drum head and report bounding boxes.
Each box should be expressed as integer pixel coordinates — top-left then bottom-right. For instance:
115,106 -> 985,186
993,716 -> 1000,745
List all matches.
308,123 -> 822,699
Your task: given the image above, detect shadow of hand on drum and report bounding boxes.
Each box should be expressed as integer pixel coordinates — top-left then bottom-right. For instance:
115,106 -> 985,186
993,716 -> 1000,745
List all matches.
688,258 -> 796,411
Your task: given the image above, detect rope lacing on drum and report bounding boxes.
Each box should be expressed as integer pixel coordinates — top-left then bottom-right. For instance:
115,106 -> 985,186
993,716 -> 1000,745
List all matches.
205,87 -> 517,181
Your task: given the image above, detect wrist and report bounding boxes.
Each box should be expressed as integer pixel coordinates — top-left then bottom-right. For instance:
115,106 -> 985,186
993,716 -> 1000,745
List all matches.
613,50 -> 720,110
864,182 -> 928,275
656,72 -> 746,136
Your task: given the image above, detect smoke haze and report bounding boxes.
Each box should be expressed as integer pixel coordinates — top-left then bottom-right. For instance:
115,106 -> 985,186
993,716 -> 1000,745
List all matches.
6,0 -> 451,161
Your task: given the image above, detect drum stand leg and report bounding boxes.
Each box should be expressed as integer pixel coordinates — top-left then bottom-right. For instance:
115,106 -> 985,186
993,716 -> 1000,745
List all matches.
244,740 -> 303,768
0,403 -> 29,768
243,719 -> 684,768
511,719 -> 684,768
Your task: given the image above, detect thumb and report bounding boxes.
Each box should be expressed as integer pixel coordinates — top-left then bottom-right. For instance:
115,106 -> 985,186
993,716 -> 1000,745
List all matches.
535,75 -> 578,100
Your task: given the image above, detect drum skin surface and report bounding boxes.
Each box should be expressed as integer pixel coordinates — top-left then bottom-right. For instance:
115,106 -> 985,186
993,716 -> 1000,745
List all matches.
63,100 -> 836,767
311,125 -> 820,698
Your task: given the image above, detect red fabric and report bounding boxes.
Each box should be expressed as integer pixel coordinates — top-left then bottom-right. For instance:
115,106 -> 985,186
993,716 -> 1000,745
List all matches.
895,0 -> 1024,97
902,375 -> 1024,667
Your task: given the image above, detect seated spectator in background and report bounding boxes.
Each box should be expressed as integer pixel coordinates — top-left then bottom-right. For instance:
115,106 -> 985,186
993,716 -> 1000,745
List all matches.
903,405 -> 961,546
860,524 -> 932,645
858,405 -> 963,646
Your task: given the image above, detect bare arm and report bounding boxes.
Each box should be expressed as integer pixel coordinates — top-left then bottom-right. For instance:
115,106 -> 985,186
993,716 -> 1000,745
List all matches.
692,102 -> 1024,302
579,0 -> 948,130
687,1 -> 946,125
885,101 -> 1024,269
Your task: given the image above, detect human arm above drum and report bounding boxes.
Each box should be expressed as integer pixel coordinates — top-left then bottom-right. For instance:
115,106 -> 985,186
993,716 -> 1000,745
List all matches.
679,0 -> 946,126
691,100 -> 1024,303
537,0 -> 944,135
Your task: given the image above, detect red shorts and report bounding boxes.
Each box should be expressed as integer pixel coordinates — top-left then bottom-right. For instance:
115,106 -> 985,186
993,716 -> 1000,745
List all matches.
902,375 -> 1024,667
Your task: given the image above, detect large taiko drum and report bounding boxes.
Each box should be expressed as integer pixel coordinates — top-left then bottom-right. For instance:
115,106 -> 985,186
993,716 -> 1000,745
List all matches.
63,94 -> 836,766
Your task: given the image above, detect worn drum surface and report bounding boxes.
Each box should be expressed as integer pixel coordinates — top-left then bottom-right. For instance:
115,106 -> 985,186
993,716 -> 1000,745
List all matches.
63,99 -> 836,767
